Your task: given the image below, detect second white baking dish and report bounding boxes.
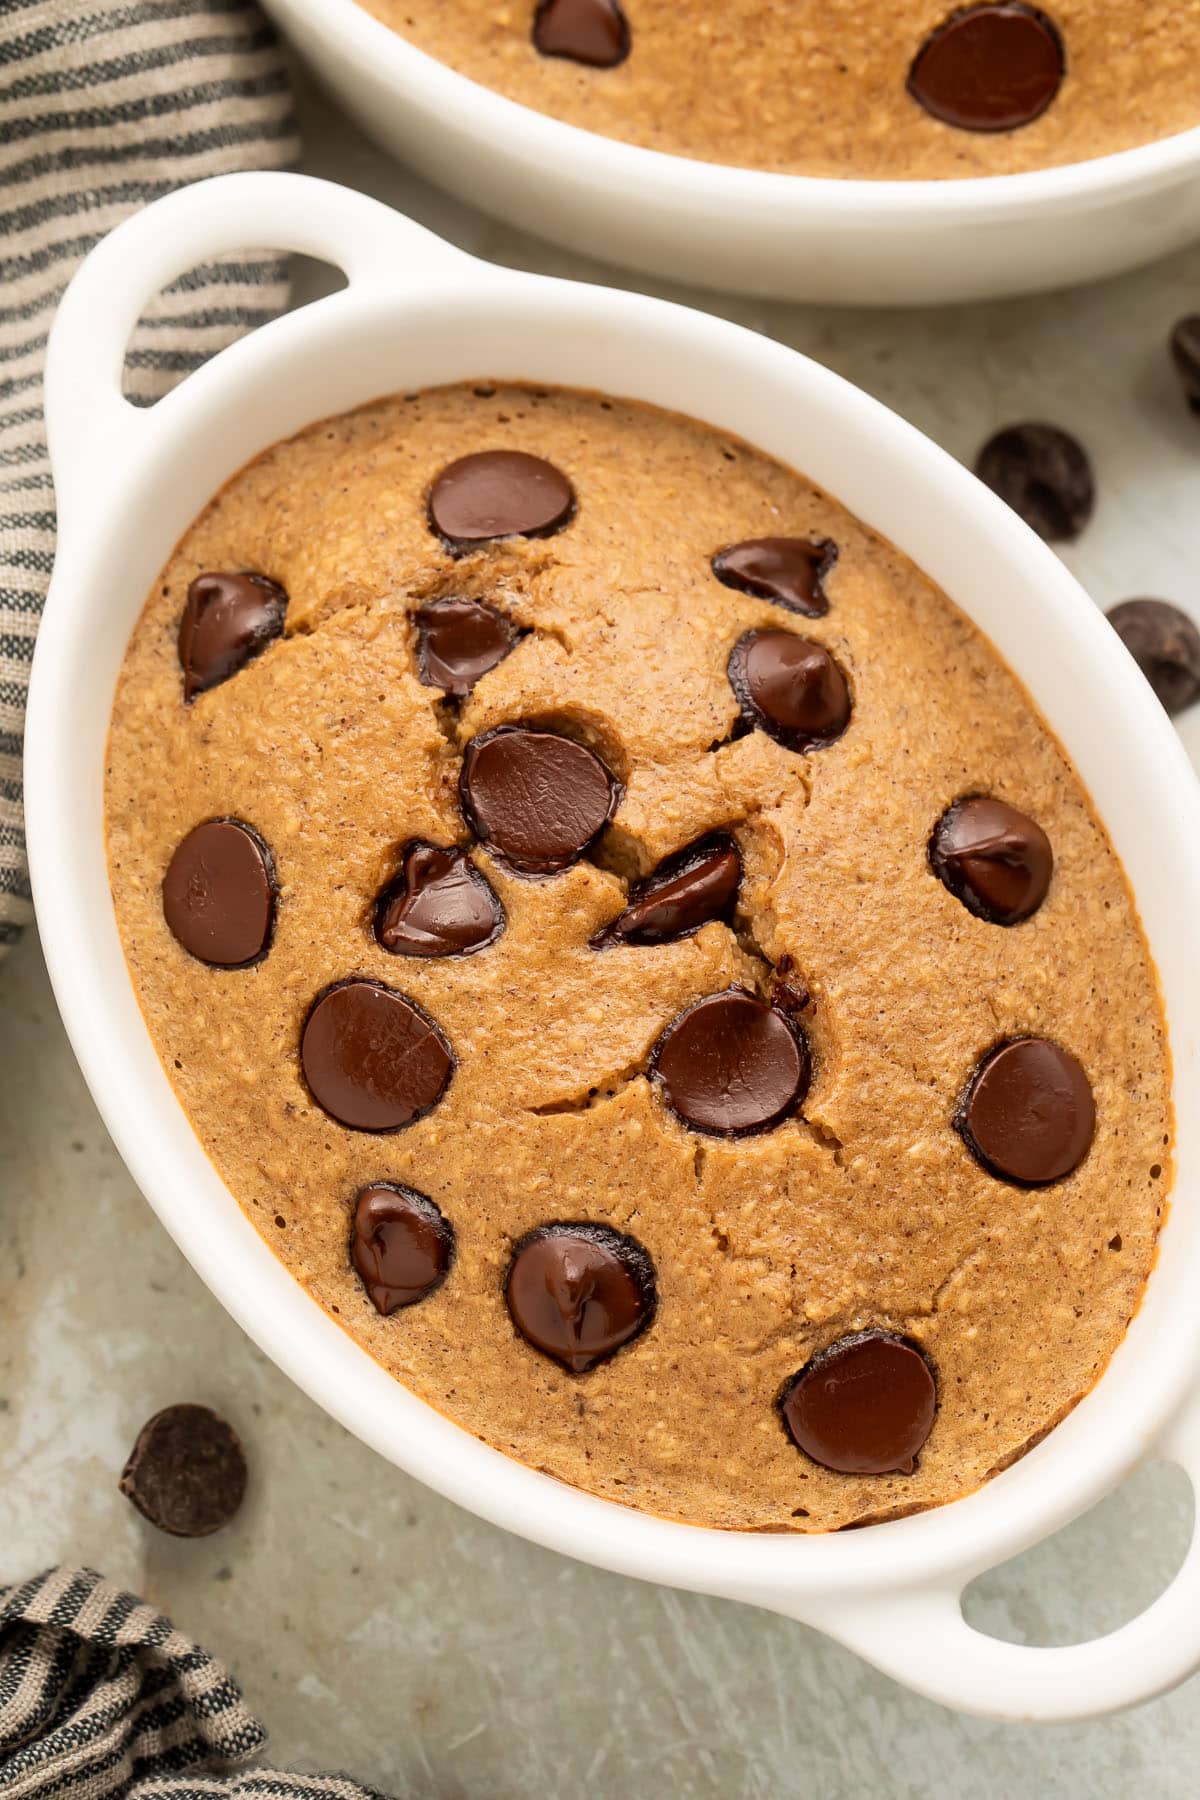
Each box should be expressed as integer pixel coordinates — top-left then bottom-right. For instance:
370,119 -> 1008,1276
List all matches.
262,0 -> 1200,304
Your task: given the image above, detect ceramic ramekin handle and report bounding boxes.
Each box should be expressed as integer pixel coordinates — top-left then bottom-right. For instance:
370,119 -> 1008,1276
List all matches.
43,171 -> 468,532
788,1391 -> 1200,1722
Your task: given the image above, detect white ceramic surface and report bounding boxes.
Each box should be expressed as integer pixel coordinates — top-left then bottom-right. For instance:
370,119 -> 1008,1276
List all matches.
259,0 -> 1200,306
26,170 -> 1200,1722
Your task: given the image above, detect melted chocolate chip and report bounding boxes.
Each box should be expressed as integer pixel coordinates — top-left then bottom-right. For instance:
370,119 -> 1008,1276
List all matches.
975,423 -> 1094,542
592,834 -> 741,947
908,4 -> 1064,132
929,796 -> 1053,925
728,630 -> 851,751
533,0 -> 630,66
1170,317 -> 1200,415
351,1183 -> 454,1314
1106,599 -> 1200,718
162,818 -> 276,967
779,1332 -> 937,1476
651,988 -> 811,1136
414,595 -> 520,696
119,1404 -> 247,1537
957,1037 -> 1095,1185
428,451 -> 574,550
301,980 -> 454,1132
505,1222 -> 655,1372
374,842 -> 504,957
460,724 -> 620,875
178,571 -> 287,701
771,955 -> 811,1017
712,537 -> 837,618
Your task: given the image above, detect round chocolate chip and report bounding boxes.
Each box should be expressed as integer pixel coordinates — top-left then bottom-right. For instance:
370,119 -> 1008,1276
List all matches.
929,796 -> 1053,925
957,1037 -> 1095,1185
428,451 -> 575,550
651,988 -> 811,1136
505,1222 -> 655,1373
375,842 -> 504,957
162,818 -> 276,967
414,595 -> 520,697
975,423 -> 1094,543
533,0 -> 630,66
1106,599 -> 1200,718
301,980 -> 454,1132
592,834 -> 741,947
460,725 -> 620,875
351,1183 -> 454,1314
1169,317 -> 1200,416
711,537 -> 837,618
779,1332 -> 937,1476
908,4 -> 1064,132
119,1403 -> 247,1537
178,571 -> 287,701
728,630 -> 851,752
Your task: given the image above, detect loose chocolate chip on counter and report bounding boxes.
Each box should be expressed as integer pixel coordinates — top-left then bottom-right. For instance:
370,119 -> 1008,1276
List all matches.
957,1036 -> 1095,1184
460,724 -> 620,875
975,423 -> 1094,542
929,795 -> 1053,925
1106,599 -> 1200,718
301,979 -> 454,1132
505,1222 -> 655,1372
533,0 -> 630,66
592,833 -> 741,947
414,595 -> 520,697
908,4 -> 1064,132
351,1183 -> 454,1314
711,537 -> 838,618
428,451 -> 575,550
779,1332 -> 937,1475
651,988 -> 811,1136
178,571 -> 287,701
162,818 -> 276,967
375,842 -> 504,956
1169,317 -> 1200,414
119,1403 -> 247,1537
728,630 -> 852,752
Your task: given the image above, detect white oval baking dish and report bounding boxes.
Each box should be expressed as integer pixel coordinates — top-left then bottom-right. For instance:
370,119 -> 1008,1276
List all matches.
28,172 -> 1200,1720
260,0 -> 1200,305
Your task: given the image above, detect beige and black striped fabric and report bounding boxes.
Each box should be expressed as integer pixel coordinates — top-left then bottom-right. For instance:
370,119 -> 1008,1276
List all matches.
0,0 -> 300,953
0,1567 -> 388,1797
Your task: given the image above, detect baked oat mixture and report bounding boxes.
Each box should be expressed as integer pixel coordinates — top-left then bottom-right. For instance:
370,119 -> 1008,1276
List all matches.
106,381 -> 1171,1531
356,0 -> 1200,180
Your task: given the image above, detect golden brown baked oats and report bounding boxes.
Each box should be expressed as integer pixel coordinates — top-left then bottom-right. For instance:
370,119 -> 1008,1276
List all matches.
354,0 -> 1200,180
106,381 -> 1171,1530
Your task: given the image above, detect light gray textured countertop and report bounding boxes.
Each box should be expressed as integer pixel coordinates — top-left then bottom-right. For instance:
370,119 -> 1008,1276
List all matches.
4,59 -> 1200,1798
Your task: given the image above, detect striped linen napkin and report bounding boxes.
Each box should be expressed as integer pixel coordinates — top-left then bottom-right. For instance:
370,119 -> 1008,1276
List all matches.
0,0 -> 301,956
0,1567 -> 390,1797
